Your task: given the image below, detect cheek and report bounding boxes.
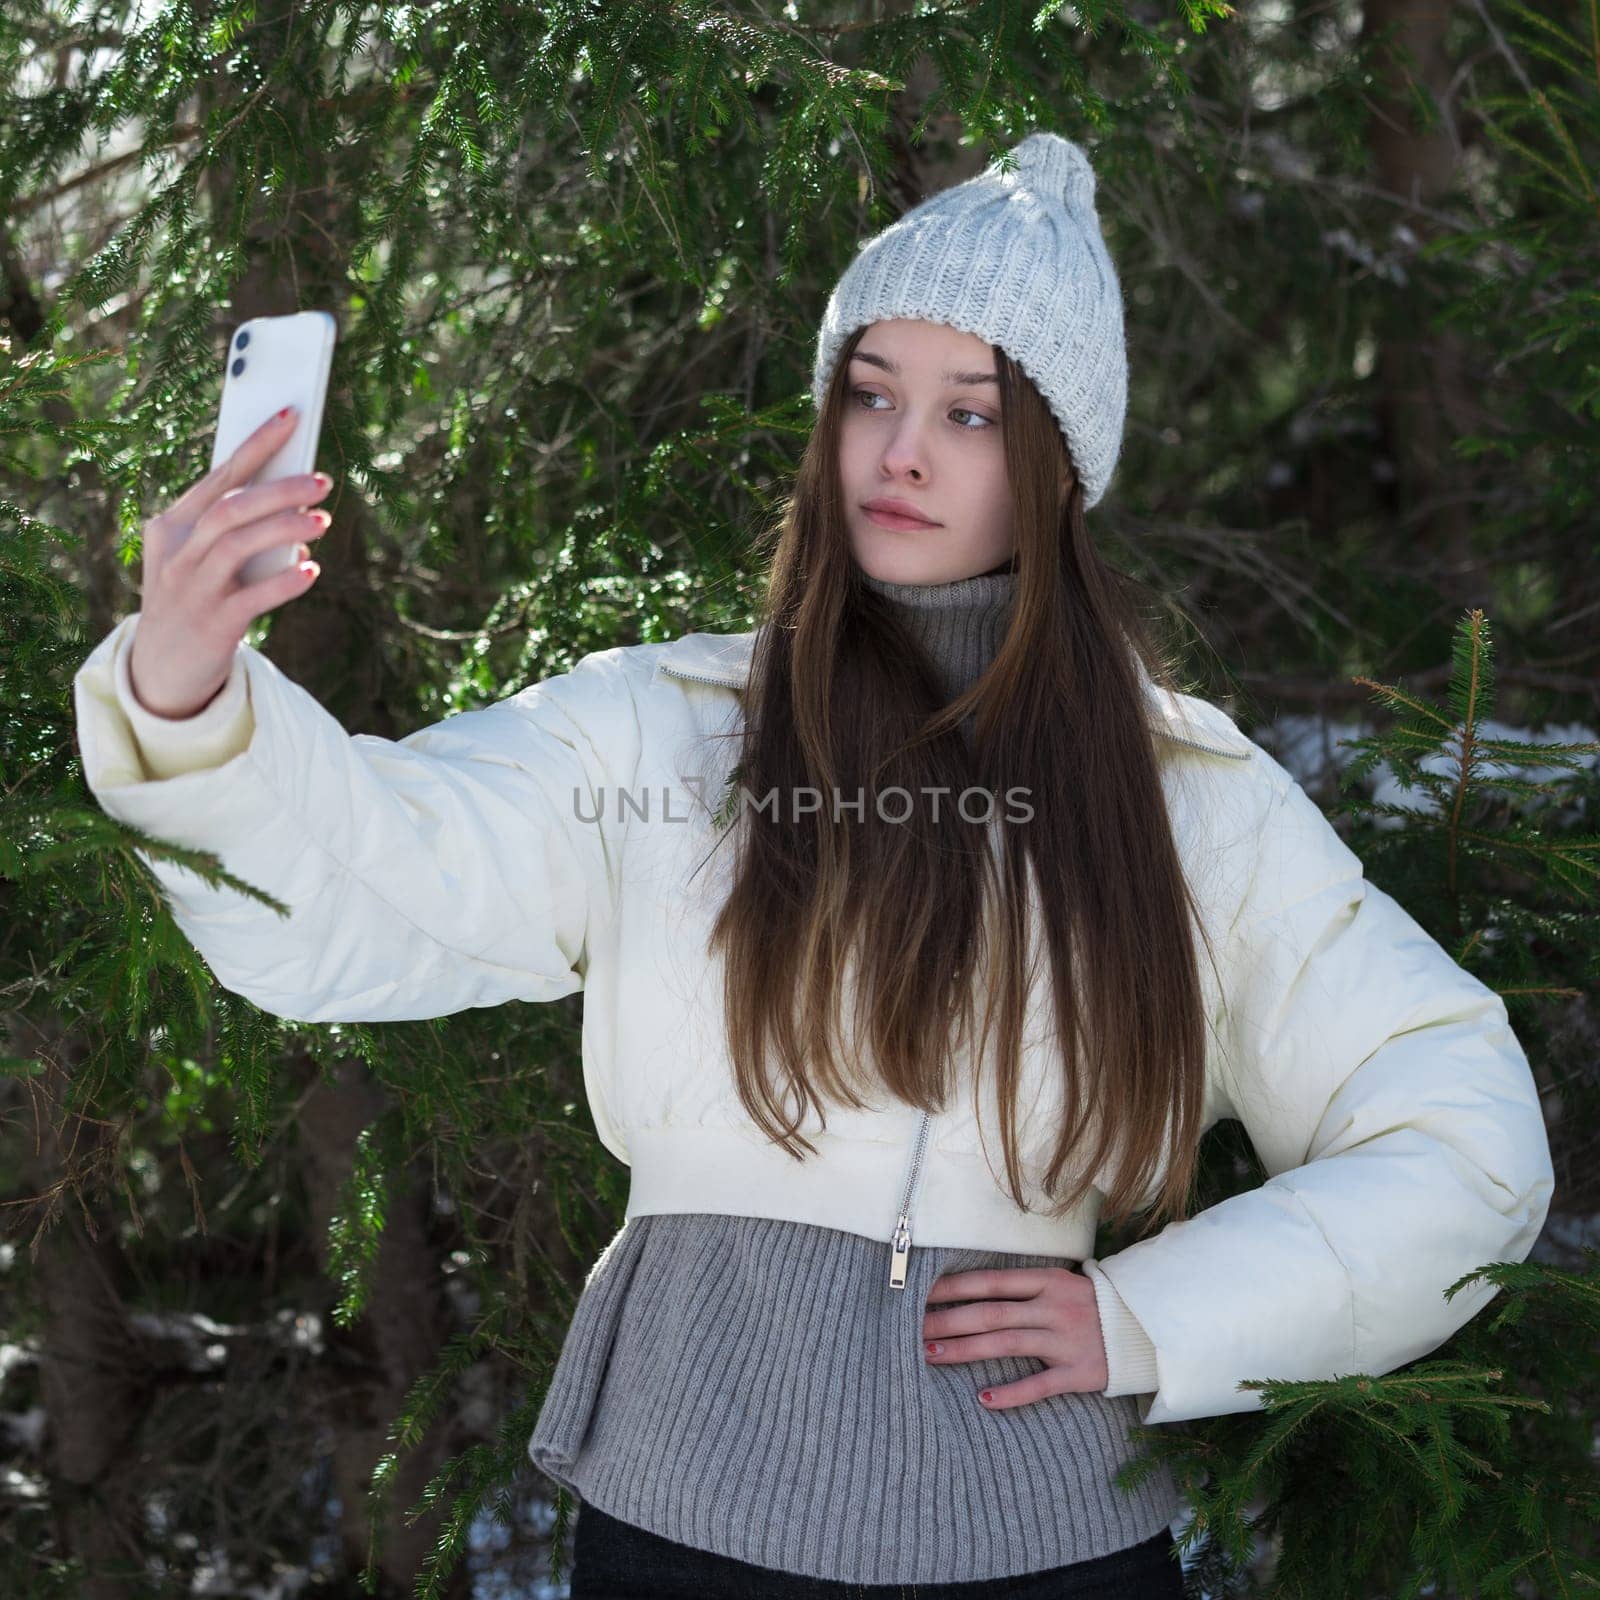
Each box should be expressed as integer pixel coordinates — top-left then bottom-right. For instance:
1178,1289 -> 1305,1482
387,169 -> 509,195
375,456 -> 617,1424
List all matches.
988,457 -> 1016,515
962,455 -> 1012,522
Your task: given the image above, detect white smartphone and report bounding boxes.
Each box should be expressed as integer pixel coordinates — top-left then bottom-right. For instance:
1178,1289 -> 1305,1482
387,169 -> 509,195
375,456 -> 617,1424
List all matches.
209,310 -> 338,586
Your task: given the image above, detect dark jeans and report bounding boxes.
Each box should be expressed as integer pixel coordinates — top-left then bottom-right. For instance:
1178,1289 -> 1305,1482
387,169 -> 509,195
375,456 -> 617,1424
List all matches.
569,1499 -> 1188,1598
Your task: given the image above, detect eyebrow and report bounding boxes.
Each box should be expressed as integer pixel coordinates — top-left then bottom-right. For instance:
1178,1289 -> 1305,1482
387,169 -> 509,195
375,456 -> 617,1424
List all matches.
849,350 -> 998,387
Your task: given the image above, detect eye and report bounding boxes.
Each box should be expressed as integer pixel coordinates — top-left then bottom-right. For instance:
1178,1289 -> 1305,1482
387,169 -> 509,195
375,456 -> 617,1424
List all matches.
849,388 -> 996,431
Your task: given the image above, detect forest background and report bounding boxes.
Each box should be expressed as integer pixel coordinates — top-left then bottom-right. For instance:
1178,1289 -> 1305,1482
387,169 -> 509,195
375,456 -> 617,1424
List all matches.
2,0 -> 1597,1596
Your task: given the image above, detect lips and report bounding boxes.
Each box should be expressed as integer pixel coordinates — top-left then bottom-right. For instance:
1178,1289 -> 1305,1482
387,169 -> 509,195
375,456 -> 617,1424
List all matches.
862,499 -> 939,527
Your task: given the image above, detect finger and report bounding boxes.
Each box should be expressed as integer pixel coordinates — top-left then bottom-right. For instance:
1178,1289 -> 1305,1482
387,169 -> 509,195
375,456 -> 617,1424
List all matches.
198,507 -> 331,591
924,1325 -> 1059,1365
975,1368 -> 1081,1411
924,1269 -> 1055,1304
180,475 -> 330,576
924,1290 -> 1065,1345
221,551 -> 320,633
168,405 -> 304,528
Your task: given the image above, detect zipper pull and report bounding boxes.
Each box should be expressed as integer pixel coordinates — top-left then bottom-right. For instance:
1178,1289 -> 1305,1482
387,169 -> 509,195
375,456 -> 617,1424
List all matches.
889,1213 -> 912,1289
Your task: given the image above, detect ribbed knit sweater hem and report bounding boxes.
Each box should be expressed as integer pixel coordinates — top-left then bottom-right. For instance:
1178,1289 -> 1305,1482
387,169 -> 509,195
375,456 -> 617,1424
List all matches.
530,1213 -> 1182,1585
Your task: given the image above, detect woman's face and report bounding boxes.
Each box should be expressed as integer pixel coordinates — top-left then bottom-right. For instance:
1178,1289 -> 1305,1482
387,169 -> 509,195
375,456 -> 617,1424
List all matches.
838,318 -> 1015,584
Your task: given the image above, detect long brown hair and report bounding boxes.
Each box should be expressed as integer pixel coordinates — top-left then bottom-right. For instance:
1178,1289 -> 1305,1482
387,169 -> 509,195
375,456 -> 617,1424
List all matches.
706,322 -> 1224,1234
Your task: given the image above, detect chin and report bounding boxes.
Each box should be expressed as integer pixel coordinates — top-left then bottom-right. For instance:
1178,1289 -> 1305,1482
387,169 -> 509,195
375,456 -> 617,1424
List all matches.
862,560 -> 954,585
854,537 -> 948,578
855,545 -> 996,587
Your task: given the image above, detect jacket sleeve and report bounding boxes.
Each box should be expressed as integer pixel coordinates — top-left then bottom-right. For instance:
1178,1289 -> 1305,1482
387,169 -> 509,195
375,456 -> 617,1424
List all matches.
1081,767 -> 1554,1426
118,642 -> 256,779
72,611 -> 634,1024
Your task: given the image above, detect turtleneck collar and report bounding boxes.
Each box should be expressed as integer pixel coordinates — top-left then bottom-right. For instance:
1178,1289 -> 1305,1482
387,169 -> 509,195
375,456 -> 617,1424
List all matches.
858,564 -> 1017,708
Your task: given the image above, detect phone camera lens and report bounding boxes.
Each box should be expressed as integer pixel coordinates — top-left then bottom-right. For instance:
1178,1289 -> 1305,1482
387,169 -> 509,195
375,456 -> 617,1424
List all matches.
235,330 -> 250,350
231,356 -> 245,376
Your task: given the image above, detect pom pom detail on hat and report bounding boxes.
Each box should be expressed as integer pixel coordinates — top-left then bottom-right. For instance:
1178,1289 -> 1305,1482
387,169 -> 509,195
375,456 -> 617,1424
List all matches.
1007,130 -> 1097,211
811,130 -> 1127,509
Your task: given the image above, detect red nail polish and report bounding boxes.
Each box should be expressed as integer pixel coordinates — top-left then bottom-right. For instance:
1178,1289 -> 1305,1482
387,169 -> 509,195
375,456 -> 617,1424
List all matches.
276,405 -> 293,418
980,1390 -> 993,1403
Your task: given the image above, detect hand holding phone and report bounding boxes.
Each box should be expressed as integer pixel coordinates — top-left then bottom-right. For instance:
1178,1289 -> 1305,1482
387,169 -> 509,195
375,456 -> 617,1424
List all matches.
127,407 -> 333,720
209,310 -> 337,586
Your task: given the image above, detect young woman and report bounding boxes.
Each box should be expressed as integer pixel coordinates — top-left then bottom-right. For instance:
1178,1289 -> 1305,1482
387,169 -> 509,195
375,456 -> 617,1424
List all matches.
73,133 -> 1553,1598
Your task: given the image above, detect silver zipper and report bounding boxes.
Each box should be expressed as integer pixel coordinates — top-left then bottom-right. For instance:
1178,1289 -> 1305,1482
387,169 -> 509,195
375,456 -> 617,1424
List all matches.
1158,729 -> 1252,760
659,662 -> 743,689
889,1107 -> 935,1290
660,660 -> 1250,761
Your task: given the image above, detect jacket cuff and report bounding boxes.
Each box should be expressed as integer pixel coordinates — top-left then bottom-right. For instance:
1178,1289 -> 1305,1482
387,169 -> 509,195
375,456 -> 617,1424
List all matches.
110,614 -> 255,782
1082,1257 -> 1161,1399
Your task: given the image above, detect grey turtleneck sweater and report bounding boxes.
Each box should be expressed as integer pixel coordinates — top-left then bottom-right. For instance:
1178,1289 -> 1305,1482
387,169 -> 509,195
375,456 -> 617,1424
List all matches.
525,568 -> 1184,1584
858,564 -> 1016,746
859,564 -> 1018,700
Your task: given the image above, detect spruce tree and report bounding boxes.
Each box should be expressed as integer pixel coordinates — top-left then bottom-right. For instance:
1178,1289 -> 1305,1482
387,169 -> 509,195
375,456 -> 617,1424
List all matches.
1,1 -> 1594,1595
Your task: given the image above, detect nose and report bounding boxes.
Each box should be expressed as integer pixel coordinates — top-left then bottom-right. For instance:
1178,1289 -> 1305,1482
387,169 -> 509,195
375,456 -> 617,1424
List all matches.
879,420 -> 929,481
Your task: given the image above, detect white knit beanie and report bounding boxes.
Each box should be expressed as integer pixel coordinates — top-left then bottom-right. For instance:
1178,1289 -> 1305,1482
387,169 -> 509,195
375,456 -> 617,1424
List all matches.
811,131 -> 1127,510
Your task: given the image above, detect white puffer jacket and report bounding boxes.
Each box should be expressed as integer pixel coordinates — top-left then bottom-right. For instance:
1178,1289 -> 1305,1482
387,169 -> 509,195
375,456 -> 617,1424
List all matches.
72,613 -> 1554,1425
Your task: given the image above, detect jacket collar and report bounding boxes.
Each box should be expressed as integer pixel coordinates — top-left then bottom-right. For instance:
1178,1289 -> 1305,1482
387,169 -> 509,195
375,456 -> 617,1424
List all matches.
658,628 -> 1254,761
